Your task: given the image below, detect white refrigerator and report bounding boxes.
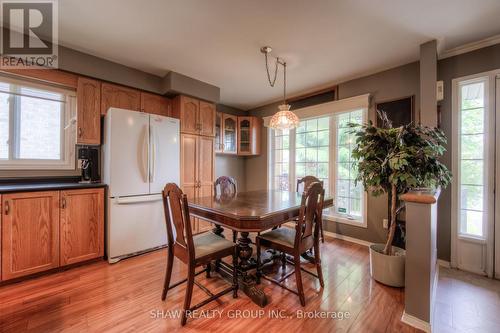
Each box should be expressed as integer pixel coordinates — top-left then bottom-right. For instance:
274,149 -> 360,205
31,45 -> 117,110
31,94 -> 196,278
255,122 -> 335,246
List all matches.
103,107 -> 180,263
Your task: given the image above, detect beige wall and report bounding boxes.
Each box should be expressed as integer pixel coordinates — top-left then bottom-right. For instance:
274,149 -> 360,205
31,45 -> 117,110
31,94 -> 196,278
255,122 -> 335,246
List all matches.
247,62 -> 420,244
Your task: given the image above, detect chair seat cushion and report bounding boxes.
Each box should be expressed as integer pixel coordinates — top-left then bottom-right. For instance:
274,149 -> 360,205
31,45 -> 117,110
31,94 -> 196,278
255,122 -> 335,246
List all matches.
259,228 -> 296,247
193,232 -> 234,259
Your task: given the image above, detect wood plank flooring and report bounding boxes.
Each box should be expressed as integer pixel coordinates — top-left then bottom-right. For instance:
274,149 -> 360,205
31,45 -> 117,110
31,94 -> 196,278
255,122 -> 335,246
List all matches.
0,237 -> 420,333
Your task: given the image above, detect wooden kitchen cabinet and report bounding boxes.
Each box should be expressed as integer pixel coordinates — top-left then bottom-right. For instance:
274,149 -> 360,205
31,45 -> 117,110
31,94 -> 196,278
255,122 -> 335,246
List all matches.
237,116 -> 262,156
2,191 -> 60,280
140,92 -> 172,116
101,82 -> 141,115
199,101 -> 216,137
77,77 -> 101,145
222,114 -> 238,154
60,188 -> 104,266
174,95 -> 215,137
215,112 -> 223,153
180,133 -> 215,234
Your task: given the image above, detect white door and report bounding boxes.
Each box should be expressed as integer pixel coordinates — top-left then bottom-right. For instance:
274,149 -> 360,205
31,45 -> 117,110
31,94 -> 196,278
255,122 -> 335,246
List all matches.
149,115 -> 180,194
452,72 -> 497,277
104,108 -> 150,197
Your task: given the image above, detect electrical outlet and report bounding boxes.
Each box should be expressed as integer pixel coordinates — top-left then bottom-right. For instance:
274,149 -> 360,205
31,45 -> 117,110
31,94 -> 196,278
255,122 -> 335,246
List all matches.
383,218 -> 389,229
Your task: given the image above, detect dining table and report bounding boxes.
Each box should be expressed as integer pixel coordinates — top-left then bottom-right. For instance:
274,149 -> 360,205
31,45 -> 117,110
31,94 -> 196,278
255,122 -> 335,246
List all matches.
188,189 -> 334,307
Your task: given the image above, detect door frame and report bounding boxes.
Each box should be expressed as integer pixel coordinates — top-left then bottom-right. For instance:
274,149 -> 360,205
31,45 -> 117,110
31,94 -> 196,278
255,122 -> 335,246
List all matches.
451,69 -> 500,277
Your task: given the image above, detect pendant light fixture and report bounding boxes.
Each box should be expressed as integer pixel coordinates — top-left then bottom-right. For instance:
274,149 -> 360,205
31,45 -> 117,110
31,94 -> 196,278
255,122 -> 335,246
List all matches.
261,46 -> 299,130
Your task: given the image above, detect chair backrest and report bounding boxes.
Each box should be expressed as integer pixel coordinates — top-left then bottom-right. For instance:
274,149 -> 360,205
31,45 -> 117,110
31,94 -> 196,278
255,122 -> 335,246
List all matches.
296,176 -> 324,193
214,176 -> 237,196
295,182 -> 324,246
162,183 -> 195,260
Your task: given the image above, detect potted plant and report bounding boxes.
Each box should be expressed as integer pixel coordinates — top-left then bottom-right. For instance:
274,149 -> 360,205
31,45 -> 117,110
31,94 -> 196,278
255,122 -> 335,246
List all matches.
350,113 -> 451,287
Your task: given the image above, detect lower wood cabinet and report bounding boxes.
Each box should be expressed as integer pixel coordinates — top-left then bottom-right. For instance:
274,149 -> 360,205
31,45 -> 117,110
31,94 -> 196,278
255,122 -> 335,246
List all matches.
60,188 -> 104,266
1,188 -> 105,281
2,191 -> 60,280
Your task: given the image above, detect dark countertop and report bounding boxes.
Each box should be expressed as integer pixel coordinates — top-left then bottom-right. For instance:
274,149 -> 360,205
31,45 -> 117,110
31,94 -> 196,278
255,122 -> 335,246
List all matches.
0,179 -> 107,194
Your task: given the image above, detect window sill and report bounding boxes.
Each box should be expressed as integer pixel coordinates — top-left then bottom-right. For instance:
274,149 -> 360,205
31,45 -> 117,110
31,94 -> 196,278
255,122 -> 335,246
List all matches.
324,214 -> 367,228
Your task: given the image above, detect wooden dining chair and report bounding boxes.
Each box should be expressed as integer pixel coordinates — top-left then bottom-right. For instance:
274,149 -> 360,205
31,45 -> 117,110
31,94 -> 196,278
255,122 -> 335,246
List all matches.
214,176 -> 237,196
161,183 -> 238,326
296,176 -> 325,243
214,176 -> 239,243
256,182 -> 325,306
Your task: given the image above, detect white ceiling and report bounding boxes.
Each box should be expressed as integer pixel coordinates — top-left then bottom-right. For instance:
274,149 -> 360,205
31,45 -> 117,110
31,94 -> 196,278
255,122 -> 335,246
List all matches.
58,0 -> 500,110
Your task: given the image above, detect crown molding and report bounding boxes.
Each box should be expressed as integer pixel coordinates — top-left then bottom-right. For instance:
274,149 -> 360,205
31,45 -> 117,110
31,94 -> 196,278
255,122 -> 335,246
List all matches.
439,34 -> 500,60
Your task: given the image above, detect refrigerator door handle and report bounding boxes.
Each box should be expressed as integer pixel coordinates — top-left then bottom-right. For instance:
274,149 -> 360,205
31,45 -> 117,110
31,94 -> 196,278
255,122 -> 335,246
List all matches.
150,124 -> 156,183
140,124 -> 149,183
115,194 -> 163,205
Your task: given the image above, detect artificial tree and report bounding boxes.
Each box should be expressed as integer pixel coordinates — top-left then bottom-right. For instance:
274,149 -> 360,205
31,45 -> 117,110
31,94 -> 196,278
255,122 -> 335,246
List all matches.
350,114 -> 452,255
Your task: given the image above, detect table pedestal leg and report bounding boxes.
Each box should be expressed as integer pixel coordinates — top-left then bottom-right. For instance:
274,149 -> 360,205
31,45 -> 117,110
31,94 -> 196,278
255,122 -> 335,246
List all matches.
237,232 -> 267,307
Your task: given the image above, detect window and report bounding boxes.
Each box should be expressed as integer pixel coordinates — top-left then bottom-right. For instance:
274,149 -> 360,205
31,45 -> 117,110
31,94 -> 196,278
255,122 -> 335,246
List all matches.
269,108 -> 367,226
0,77 -> 76,170
334,110 -> 364,221
457,78 -> 488,238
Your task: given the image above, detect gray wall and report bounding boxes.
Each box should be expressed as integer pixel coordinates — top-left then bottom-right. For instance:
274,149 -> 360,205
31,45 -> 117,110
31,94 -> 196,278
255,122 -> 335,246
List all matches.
437,43 -> 500,260
247,62 -> 420,244
215,105 -> 248,191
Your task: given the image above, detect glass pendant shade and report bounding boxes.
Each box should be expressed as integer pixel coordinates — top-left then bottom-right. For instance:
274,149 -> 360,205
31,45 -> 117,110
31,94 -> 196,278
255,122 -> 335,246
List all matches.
269,104 -> 300,130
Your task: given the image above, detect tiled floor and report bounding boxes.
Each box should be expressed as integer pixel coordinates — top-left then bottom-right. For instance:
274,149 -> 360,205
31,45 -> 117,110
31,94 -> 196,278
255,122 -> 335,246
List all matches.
434,267 -> 500,333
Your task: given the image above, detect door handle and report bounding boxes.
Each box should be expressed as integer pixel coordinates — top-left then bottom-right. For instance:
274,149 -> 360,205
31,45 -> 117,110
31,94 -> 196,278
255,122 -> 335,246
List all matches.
149,124 -> 156,183
4,201 -> 9,215
78,127 -> 83,137
61,197 -> 67,209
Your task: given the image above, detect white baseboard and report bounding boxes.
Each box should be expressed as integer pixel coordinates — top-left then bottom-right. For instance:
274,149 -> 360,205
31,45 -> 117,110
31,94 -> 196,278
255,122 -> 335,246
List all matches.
437,259 -> 451,268
322,230 -> 373,247
401,311 -> 431,333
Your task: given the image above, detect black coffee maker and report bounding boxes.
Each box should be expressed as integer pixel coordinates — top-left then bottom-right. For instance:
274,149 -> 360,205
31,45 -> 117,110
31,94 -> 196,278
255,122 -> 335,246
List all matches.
78,147 -> 100,183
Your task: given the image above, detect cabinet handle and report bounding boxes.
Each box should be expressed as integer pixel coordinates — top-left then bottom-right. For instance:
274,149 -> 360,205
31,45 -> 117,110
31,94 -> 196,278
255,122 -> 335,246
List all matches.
61,197 -> 66,209
78,127 -> 82,137
4,201 -> 9,215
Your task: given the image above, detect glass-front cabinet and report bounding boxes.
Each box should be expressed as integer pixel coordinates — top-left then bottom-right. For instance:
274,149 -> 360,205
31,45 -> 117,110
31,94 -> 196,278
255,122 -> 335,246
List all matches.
215,113 -> 261,156
215,112 -> 223,153
222,114 -> 237,154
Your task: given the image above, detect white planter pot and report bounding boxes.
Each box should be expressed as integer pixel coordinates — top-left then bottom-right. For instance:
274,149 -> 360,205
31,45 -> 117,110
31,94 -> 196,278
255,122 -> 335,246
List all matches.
369,243 -> 405,287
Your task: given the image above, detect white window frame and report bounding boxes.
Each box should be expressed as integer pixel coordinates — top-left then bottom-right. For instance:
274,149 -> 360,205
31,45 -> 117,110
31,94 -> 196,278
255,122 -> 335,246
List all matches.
0,75 -> 77,170
267,95 -> 369,228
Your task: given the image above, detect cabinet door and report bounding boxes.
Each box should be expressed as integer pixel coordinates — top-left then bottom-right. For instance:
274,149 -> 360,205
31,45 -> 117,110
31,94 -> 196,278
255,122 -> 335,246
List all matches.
197,136 -> 215,197
199,101 -> 216,137
140,92 -> 171,116
180,134 -> 198,194
237,116 -> 252,155
222,114 -> 238,154
215,112 -> 223,153
2,191 -> 59,280
101,82 -> 141,115
77,77 -> 101,145
178,96 -> 199,135
60,188 -> 104,266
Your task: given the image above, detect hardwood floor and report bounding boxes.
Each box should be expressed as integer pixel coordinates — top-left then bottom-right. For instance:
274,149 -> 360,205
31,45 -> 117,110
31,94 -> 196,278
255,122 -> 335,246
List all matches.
0,237 -> 420,333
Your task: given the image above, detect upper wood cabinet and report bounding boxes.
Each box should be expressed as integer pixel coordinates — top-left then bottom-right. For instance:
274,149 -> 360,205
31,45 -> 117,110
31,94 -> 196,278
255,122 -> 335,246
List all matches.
222,114 -> 237,154
140,92 -> 172,116
174,95 -> 215,137
237,116 -> 262,156
215,112 -> 223,153
101,82 -> 141,115
199,101 -> 216,137
60,188 -> 104,266
2,191 -> 60,280
77,77 -> 101,145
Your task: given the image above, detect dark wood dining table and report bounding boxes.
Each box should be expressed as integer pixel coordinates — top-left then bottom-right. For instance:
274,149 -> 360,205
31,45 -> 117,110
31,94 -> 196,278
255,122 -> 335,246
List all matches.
188,189 -> 334,307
